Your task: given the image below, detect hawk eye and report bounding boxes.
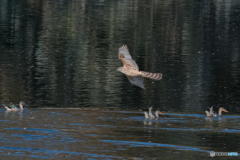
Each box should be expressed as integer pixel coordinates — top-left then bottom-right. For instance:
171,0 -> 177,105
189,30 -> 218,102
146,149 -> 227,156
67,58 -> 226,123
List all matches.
119,54 -> 124,58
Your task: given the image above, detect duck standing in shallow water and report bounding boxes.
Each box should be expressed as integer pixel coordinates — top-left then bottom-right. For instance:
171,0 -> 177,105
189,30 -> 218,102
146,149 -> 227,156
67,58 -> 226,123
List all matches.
144,107 -> 164,120
205,106 -> 228,117
1,101 -> 25,112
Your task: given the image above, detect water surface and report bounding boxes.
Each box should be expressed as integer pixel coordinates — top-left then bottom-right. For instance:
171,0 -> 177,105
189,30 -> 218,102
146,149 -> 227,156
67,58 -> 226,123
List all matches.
0,108 -> 239,159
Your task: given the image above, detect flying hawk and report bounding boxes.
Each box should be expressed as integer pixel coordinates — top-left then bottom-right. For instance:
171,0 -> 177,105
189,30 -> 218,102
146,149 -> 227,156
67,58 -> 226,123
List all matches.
117,45 -> 162,89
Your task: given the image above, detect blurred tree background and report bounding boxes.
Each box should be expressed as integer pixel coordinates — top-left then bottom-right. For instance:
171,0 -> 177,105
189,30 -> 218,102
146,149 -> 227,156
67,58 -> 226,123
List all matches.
0,0 -> 239,112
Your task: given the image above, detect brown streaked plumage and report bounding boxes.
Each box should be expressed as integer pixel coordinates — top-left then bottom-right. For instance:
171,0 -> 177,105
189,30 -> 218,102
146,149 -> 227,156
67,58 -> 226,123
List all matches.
117,45 -> 162,89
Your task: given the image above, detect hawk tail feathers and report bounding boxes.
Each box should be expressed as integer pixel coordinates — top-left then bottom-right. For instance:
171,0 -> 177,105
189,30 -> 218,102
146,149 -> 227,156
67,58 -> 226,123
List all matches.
140,71 -> 163,80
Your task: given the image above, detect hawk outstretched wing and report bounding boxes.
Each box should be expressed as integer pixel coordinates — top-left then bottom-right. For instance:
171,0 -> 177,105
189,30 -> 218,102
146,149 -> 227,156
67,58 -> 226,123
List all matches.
127,76 -> 145,89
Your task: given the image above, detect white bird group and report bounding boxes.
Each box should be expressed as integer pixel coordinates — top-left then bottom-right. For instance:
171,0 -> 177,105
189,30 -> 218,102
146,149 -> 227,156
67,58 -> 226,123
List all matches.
144,106 -> 229,120
144,107 -> 164,120
205,106 -> 228,117
1,101 -> 25,112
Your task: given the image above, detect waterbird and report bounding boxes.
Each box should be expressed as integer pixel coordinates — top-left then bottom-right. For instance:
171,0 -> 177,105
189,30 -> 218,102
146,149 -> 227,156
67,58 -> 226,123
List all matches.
205,106 -> 228,117
117,45 -> 163,89
1,101 -> 25,112
144,107 -> 164,120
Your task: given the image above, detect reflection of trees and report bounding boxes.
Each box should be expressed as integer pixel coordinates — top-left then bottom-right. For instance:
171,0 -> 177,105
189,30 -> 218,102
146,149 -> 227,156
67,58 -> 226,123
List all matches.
0,0 -> 239,110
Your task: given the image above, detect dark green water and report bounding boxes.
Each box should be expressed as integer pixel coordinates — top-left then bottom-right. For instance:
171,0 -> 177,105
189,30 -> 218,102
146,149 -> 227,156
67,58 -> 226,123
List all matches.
0,0 -> 240,159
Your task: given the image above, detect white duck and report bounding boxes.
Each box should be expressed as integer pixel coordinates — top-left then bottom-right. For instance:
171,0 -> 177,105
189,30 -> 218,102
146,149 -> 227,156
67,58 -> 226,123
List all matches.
205,106 -> 228,117
2,101 -> 25,112
144,107 -> 164,119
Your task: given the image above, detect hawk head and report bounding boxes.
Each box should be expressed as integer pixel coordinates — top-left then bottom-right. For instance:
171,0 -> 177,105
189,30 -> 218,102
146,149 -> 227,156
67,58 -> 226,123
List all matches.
118,54 -> 125,59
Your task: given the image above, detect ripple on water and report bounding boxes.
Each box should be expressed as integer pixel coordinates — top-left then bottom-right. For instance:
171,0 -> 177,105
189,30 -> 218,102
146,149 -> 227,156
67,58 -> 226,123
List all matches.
4,128 -> 59,134
68,122 -> 116,129
0,120 -> 10,122
0,146 -> 122,159
11,134 -> 50,141
3,127 -> 79,144
130,116 -> 187,123
101,140 -> 210,153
